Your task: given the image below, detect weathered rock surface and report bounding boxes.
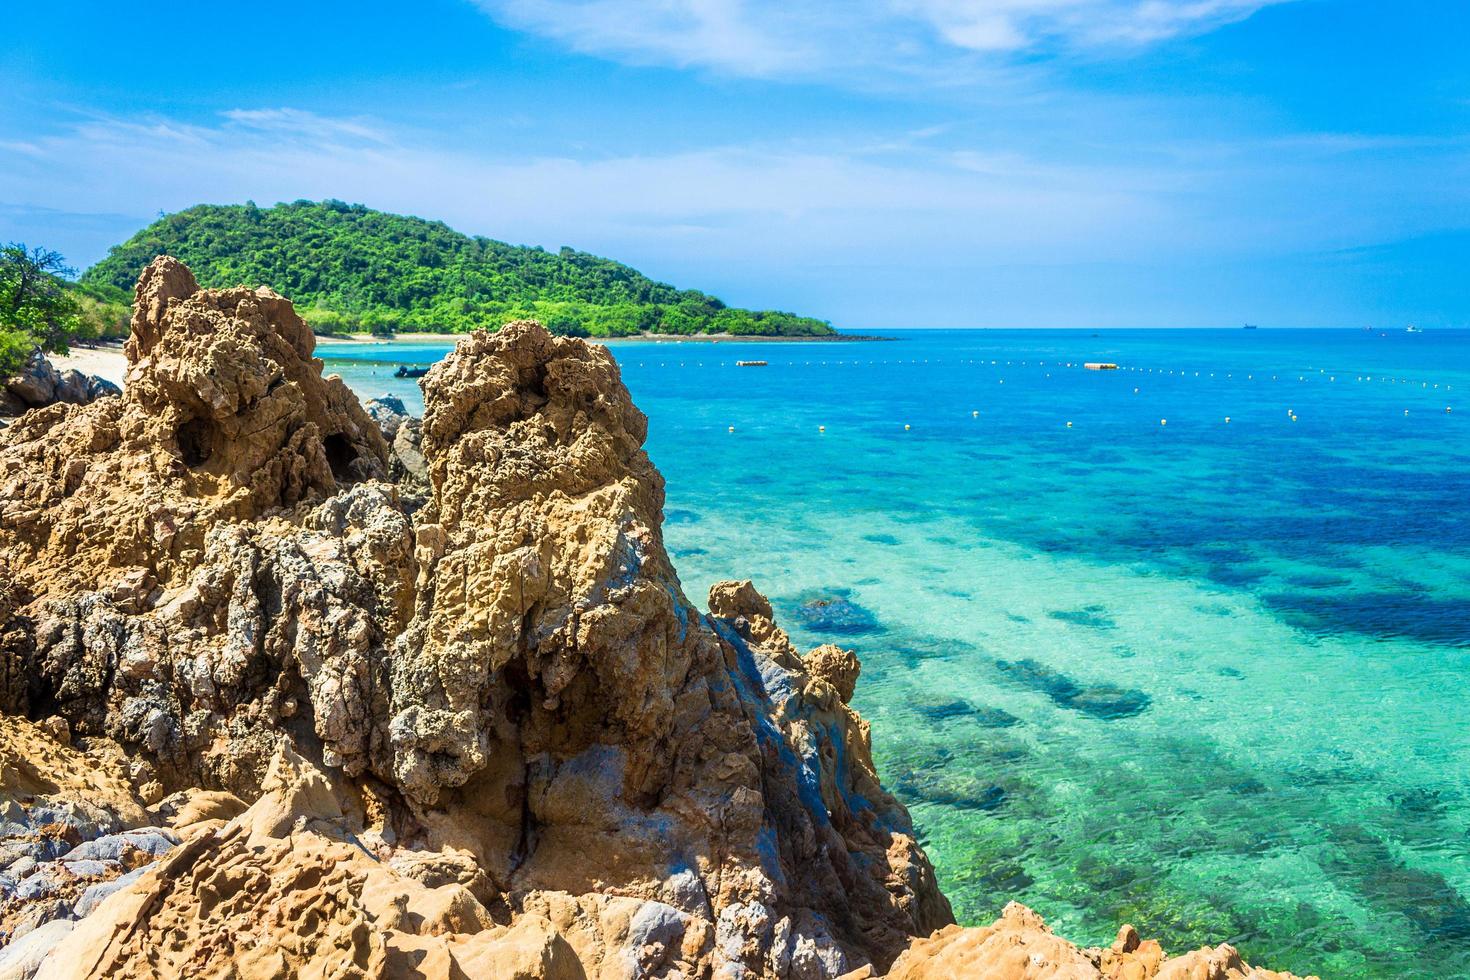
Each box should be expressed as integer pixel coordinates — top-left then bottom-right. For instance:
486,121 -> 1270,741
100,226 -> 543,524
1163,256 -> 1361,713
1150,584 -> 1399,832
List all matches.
876,904 -> 1313,980
0,258 -> 1313,978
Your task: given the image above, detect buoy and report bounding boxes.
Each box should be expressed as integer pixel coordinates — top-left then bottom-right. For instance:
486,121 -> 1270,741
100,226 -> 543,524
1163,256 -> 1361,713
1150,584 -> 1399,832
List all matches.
728,426 -> 735,433
1066,421 -> 1073,428
819,425 -> 826,433
1404,410 -> 1410,416
1133,388 -> 1139,394
971,410 -> 978,417
1160,419 -> 1167,426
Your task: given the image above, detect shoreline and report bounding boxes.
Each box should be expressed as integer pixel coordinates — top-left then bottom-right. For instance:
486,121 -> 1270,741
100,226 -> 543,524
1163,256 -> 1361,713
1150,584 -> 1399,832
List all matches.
51,341 -> 127,387
41,329 -> 891,393
317,330 -> 893,345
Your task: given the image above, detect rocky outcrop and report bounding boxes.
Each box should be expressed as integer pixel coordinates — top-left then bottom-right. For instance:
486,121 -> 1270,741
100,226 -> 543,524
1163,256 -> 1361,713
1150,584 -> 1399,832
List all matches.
0,258 -> 1313,978
0,351 -> 119,425
365,395 -> 427,489
878,904 -> 1311,980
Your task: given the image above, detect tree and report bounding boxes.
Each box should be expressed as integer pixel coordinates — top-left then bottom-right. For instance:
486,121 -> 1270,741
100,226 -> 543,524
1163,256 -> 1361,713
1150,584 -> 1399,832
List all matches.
0,243 -> 82,373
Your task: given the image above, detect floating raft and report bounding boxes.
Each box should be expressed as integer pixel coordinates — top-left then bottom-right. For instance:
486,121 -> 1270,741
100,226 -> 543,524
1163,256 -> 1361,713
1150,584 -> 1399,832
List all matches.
1084,362 -> 1119,371
735,360 -> 769,367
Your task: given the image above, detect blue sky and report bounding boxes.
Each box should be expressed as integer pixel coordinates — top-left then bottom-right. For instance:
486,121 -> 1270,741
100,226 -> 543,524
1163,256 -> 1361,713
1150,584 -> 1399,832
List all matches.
2,0 -> 1468,327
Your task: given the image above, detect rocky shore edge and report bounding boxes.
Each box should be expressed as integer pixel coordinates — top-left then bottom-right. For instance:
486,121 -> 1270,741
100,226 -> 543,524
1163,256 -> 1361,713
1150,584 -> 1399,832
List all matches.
0,257 -> 1313,979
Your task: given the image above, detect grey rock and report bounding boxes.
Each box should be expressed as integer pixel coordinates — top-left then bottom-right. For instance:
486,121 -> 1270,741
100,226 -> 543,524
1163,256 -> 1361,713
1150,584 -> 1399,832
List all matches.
6,857 -> 37,880
5,350 -> 59,406
61,829 -> 176,864
23,800 -> 119,840
73,865 -> 149,918
14,865 -> 69,902
364,395 -> 409,440
53,370 -> 89,405
391,418 -> 426,482
0,916 -> 75,980
86,375 -> 121,401
55,858 -> 116,879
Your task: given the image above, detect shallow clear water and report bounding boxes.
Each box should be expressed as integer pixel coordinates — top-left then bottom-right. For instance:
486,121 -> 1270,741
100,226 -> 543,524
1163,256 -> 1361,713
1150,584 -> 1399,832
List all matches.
322,329 -> 1470,978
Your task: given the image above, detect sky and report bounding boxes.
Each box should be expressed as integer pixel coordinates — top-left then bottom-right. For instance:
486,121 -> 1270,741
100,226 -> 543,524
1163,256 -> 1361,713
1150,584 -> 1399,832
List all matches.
1,0 -> 1468,328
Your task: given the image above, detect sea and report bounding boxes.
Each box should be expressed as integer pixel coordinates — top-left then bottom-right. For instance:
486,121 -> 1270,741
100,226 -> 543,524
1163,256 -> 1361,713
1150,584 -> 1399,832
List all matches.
320,328 -> 1470,979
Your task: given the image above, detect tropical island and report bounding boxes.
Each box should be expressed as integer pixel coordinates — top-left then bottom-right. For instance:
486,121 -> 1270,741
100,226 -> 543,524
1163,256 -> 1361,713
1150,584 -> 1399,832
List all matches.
82,199 -> 837,339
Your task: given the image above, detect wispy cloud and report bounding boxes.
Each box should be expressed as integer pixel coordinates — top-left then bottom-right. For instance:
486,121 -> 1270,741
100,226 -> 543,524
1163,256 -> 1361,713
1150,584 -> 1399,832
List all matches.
475,0 -> 1292,82
220,108 -> 392,144
2,104 -> 1463,325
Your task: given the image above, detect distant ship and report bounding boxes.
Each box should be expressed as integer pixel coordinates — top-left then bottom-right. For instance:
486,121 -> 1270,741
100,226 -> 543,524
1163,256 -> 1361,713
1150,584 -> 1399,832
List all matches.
1243,323 -> 1258,330
1405,325 -> 1423,333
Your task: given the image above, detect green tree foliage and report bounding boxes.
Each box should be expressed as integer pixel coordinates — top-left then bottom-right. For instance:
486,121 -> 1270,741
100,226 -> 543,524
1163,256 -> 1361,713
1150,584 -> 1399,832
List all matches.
0,244 -> 82,374
82,200 -> 836,338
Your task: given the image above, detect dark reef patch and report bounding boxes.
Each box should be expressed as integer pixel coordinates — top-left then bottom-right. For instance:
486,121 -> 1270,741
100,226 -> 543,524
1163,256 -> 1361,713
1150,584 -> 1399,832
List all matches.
1264,590 -> 1470,647
861,533 -> 900,546
894,770 -> 1009,813
913,698 -> 1020,729
1047,605 -> 1116,630
994,657 -> 1150,720
790,589 -> 881,636
665,508 -> 701,524
1284,572 -> 1353,590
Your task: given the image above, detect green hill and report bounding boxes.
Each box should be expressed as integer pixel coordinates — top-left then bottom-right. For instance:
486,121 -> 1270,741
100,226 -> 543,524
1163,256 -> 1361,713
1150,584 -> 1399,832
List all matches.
82,200 -> 835,338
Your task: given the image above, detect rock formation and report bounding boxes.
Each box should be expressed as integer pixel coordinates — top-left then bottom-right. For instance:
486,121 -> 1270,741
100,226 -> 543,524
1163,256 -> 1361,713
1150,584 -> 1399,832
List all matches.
0,257 -> 1314,979
0,350 -> 119,426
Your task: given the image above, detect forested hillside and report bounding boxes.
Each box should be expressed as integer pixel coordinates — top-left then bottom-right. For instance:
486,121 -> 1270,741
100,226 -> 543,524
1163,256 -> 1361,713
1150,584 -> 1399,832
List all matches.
83,200 -> 834,337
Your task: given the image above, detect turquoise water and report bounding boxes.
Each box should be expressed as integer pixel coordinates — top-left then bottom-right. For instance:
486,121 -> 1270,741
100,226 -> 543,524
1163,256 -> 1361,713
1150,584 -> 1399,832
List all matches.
322,329 -> 1470,978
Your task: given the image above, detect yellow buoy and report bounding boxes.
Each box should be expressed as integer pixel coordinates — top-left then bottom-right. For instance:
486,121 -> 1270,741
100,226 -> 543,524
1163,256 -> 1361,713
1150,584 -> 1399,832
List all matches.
1160,419 -> 1168,426
728,426 -> 735,433
819,425 -> 826,433
904,424 -> 911,431
1225,417 -> 1231,423
971,410 -> 978,417
1066,421 -> 1073,428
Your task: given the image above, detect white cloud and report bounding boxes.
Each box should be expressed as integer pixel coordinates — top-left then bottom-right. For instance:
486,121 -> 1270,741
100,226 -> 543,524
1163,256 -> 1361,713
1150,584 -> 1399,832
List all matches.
3,105 -> 1461,326
475,0 -> 1292,81
0,108 -> 1180,268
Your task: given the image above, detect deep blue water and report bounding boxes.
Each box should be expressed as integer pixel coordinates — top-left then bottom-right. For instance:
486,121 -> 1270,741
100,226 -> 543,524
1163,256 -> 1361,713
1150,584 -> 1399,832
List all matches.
322,329 -> 1470,978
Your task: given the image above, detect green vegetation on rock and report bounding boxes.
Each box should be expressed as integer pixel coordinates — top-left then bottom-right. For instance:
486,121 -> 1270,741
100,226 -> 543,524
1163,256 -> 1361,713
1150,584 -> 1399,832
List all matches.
82,200 -> 836,337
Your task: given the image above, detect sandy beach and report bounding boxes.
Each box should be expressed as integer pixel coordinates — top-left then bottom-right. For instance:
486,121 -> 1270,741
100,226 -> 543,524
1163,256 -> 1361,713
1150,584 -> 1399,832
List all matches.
52,342 -> 127,387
